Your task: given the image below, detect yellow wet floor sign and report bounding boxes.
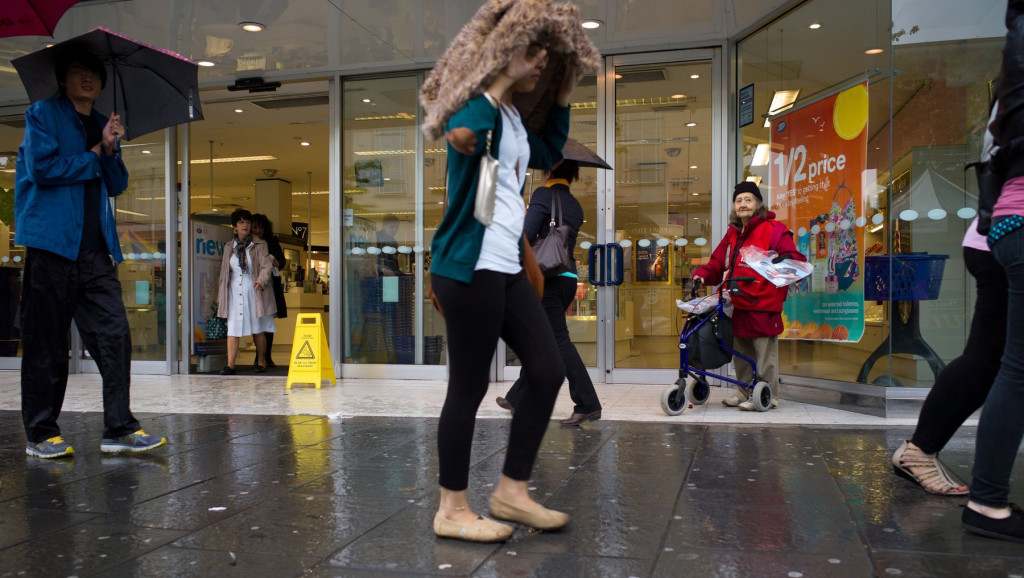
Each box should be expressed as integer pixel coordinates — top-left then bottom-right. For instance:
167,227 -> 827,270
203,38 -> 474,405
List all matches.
286,313 -> 337,389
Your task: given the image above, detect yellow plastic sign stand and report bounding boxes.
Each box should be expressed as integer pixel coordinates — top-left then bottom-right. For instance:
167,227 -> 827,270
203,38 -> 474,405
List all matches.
286,313 -> 337,389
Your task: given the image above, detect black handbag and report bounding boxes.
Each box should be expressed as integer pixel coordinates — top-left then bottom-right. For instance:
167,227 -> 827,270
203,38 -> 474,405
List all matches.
530,191 -> 574,277
686,306 -> 733,370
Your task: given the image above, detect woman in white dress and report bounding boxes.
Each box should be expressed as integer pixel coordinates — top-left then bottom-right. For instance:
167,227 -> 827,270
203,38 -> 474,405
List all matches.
216,209 -> 277,375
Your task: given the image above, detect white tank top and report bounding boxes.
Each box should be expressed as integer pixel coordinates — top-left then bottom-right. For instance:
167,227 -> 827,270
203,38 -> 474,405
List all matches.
475,101 -> 530,274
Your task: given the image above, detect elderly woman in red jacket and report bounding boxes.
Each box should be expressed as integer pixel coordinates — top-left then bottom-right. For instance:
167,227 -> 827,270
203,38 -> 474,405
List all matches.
691,181 -> 805,411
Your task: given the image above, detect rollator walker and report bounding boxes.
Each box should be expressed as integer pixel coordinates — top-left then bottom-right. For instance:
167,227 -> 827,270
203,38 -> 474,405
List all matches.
660,276 -> 774,415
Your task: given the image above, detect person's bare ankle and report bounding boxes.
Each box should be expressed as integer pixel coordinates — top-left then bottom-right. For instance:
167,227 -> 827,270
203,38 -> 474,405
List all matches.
968,500 -> 1012,519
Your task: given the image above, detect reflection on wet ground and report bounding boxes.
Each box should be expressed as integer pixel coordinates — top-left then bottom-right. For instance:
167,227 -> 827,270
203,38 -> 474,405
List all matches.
0,410 -> 1021,577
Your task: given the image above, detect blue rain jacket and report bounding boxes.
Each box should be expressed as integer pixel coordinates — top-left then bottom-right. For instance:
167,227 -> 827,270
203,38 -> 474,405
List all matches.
15,96 -> 128,263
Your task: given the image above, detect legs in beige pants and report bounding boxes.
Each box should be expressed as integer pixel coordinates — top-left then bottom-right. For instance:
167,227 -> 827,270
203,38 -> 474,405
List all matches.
731,335 -> 779,400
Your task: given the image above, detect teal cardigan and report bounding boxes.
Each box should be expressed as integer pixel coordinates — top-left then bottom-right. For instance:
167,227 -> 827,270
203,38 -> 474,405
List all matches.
430,95 -> 569,283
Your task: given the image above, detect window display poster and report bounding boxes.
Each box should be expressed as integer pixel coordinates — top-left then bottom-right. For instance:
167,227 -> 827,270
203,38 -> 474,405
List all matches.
769,82 -> 868,342
192,223 -> 234,355
634,244 -> 670,283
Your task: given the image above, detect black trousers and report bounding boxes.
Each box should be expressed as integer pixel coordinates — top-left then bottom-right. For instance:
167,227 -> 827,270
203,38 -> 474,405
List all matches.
505,275 -> 601,414
431,270 -> 565,490
911,247 -> 1007,454
21,248 -> 139,442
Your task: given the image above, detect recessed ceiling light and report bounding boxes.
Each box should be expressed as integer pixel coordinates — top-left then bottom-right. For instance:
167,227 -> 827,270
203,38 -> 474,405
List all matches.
141,150 -> 151,154
809,22 -> 822,30
362,98 -> 372,103
691,192 -> 699,196
300,142 -> 310,147
865,48 -> 884,55
581,19 -> 602,29
690,74 -> 700,79
197,60 -> 215,67
686,122 -> 697,127
690,165 -> 698,169
614,74 -> 622,79
671,94 -> 685,99
234,108 -> 243,113
239,21 -> 265,32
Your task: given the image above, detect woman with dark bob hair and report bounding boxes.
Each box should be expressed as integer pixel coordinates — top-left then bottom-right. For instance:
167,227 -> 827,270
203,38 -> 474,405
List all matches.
216,209 -> 276,374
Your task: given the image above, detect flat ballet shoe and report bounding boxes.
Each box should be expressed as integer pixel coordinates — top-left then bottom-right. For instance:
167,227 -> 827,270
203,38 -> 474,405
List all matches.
433,512 -> 514,543
489,494 -> 570,531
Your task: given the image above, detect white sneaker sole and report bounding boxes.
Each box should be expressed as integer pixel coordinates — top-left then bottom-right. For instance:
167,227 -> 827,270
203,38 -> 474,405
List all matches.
100,438 -> 167,453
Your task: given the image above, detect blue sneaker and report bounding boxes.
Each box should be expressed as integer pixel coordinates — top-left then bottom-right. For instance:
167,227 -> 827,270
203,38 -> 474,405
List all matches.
26,436 -> 74,459
100,430 -> 167,453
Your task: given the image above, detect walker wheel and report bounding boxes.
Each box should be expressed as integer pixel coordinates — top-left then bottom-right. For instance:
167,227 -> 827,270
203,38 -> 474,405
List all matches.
752,381 -> 772,412
660,385 -> 688,416
684,376 -> 710,406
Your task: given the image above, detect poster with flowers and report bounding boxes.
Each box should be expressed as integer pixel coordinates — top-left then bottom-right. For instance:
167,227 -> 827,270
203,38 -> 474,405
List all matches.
768,82 -> 869,342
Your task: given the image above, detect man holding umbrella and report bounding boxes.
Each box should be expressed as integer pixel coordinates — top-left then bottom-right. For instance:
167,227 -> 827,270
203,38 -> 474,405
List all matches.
15,47 -> 165,458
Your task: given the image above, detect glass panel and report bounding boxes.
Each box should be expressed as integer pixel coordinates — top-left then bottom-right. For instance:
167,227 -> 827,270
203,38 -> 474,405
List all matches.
614,61 -> 713,369
343,75 -> 443,365
117,143 -> 169,361
738,0 -> 1001,386
0,124 -> 23,359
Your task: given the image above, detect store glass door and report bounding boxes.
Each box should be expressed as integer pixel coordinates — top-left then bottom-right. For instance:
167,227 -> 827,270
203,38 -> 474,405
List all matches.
601,51 -> 719,383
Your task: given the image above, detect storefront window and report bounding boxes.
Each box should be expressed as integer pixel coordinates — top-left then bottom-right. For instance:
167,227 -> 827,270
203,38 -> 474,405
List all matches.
343,75 -> 444,365
117,144 -> 169,362
738,0 -> 1002,386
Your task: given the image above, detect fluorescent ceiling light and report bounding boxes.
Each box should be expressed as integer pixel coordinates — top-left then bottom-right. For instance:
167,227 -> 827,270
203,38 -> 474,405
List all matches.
197,60 -> 215,67
765,89 -> 801,127
182,155 -> 277,165
581,20 -> 602,29
809,23 -> 822,30
751,143 -> 771,167
116,208 -> 149,217
865,48 -> 884,55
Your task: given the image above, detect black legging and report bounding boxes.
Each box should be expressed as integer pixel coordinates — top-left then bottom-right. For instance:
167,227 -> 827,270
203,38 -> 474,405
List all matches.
504,275 -> 601,414
431,270 -> 565,490
910,247 -> 1007,454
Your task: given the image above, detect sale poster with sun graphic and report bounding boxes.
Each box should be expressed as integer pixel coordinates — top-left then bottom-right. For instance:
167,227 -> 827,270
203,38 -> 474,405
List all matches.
769,83 -> 869,342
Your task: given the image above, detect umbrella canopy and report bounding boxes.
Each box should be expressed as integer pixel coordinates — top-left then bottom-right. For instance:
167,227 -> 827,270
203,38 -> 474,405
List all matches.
0,0 -> 79,39
562,138 -> 611,170
420,0 -> 600,141
12,26 -> 203,141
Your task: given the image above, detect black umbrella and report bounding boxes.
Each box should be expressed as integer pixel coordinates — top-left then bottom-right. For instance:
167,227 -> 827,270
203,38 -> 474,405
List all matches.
562,138 -> 612,170
12,26 -> 203,141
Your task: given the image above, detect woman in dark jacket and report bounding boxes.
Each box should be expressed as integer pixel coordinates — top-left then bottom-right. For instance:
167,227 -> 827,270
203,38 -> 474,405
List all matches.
251,214 -> 288,367
498,160 -> 602,425
692,181 -> 805,411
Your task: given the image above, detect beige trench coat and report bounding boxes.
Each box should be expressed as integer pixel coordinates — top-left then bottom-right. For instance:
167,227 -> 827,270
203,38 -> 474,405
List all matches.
216,238 -> 277,319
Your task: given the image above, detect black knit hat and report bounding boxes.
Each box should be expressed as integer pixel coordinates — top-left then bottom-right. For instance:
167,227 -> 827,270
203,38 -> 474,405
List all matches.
733,180 -> 763,202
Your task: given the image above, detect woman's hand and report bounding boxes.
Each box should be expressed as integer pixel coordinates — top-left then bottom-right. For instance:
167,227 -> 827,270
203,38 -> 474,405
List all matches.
254,283 -> 263,291
692,275 -> 704,285
446,127 -> 477,156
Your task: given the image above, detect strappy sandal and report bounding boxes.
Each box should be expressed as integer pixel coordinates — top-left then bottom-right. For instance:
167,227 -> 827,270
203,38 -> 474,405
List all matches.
892,440 -> 969,495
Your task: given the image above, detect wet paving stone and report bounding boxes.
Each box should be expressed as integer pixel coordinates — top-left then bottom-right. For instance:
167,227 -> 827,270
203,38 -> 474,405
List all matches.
1,410 -> 1022,577
100,546 -> 320,578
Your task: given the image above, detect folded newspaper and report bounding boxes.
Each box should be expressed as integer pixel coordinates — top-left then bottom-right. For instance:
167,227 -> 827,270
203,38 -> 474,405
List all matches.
739,246 -> 813,287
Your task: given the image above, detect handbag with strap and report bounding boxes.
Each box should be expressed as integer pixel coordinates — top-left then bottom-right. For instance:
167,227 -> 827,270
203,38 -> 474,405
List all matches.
530,191 -> 574,277
473,98 -> 501,226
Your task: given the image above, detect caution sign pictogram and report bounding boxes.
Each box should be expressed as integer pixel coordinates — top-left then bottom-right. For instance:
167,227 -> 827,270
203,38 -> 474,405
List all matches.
286,313 -> 337,389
